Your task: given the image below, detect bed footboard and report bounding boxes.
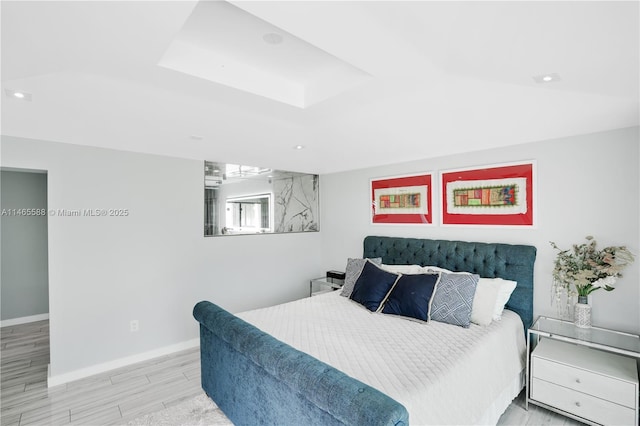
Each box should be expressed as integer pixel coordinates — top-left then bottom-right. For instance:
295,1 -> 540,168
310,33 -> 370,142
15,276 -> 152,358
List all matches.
193,301 -> 409,426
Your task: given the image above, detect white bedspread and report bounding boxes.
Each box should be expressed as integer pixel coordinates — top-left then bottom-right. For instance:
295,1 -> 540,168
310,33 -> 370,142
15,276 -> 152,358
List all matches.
238,291 -> 526,425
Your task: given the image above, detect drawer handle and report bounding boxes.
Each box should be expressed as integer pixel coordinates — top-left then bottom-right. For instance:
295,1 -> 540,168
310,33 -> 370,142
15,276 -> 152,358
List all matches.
575,378 -> 581,384
575,401 -> 581,407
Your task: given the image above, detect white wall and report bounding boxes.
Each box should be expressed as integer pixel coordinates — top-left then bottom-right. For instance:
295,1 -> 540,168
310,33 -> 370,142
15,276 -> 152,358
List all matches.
2,127 -> 637,382
320,127 -> 640,334
0,136 -> 322,381
1,170 -> 49,321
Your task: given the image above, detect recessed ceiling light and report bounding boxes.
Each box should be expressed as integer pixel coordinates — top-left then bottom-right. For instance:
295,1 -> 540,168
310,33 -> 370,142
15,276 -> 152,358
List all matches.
263,33 -> 283,45
533,73 -> 562,84
4,89 -> 32,101
294,145 -> 304,150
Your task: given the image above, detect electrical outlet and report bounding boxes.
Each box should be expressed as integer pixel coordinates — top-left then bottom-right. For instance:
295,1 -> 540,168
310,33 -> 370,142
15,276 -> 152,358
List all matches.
130,320 -> 139,332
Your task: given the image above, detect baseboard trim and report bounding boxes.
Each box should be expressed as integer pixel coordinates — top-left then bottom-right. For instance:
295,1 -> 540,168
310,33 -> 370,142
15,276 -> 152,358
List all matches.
0,313 -> 49,328
47,338 -> 200,388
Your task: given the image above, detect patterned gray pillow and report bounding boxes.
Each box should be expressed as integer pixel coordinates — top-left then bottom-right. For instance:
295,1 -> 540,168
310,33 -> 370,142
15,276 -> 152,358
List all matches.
340,257 -> 382,298
430,272 -> 479,328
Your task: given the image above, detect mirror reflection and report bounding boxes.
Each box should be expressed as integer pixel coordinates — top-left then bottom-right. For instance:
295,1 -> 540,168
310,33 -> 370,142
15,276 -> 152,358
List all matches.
204,161 -> 319,236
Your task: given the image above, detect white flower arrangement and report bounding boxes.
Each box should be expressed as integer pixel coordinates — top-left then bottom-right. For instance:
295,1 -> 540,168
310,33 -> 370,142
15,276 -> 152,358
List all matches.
550,236 -> 634,299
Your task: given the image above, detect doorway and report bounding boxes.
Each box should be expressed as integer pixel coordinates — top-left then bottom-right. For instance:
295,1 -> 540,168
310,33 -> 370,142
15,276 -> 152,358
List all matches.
0,168 -> 49,326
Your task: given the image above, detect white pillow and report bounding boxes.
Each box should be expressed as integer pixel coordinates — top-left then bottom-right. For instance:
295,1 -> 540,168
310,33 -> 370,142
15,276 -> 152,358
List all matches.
477,278 -> 517,321
422,265 -> 452,273
469,281 -> 500,326
381,264 -> 424,274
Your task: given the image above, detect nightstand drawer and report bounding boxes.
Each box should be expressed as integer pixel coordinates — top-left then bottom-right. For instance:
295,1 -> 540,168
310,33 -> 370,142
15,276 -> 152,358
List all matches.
531,378 -> 636,426
532,356 -> 637,408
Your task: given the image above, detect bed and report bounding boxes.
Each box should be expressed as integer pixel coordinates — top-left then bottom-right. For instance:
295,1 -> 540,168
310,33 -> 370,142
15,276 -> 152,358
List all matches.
193,236 -> 537,425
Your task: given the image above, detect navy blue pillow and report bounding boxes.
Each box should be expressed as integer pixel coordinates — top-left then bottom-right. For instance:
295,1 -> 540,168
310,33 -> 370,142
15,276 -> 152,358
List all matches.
381,273 -> 439,322
350,261 -> 400,311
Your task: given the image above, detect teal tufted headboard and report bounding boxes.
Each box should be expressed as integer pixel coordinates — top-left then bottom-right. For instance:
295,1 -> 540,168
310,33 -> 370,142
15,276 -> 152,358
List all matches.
363,236 -> 537,329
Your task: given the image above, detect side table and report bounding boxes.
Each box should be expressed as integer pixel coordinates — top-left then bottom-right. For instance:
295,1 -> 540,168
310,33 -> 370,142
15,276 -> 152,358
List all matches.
309,277 -> 343,297
526,316 -> 639,425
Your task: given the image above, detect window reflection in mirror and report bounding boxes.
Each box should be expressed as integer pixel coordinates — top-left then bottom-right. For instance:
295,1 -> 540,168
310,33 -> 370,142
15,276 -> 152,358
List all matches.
204,161 -> 319,236
225,194 -> 271,234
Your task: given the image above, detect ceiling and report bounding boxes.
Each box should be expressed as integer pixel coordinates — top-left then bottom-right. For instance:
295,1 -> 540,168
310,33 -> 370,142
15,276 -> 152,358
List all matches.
2,1 -> 638,174
158,1 -> 370,108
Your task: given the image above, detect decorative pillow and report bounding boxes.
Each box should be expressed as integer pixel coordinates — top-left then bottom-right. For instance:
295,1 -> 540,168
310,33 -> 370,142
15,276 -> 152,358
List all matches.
423,265 -> 453,274
477,278 -> 518,320
425,267 -> 517,324
380,273 -> 440,322
381,264 -> 424,274
430,272 -> 479,328
340,257 -> 382,298
470,280 -> 500,326
349,261 -> 400,311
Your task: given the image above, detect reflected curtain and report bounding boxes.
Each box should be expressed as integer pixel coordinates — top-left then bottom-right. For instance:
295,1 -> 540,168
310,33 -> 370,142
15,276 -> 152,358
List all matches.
204,188 -> 217,235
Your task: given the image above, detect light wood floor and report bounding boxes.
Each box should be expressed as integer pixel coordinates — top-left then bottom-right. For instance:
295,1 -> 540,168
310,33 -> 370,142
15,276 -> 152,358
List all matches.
1,320 -> 204,425
1,320 -> 583,426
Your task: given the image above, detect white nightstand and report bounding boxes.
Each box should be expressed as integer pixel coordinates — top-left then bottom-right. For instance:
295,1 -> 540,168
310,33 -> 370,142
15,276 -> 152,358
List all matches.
526,316 -> 640,426
309,277 -> 343,297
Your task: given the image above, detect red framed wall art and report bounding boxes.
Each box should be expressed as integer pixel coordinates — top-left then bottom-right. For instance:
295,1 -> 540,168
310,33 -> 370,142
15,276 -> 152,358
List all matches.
440,161 -> 535,226
371,173 -> 433,224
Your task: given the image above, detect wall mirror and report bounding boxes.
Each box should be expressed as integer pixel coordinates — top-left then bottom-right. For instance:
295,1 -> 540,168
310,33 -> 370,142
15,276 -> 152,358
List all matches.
204,161 -> 319,236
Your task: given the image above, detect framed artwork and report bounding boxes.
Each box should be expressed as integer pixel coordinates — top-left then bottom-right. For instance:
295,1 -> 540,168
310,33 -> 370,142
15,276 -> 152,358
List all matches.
371,173 -> 433,224
440,161 -> 535,226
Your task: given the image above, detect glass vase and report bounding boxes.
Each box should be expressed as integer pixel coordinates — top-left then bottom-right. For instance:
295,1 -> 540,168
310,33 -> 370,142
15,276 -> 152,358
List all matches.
574,295 -> 591,328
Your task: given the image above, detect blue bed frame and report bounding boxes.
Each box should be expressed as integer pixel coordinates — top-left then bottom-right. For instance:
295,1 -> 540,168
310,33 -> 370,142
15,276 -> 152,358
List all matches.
194,236 -> 537,425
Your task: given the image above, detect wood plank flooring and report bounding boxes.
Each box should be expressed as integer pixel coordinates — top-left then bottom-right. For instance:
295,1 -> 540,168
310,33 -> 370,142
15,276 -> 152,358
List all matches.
1,320 -> 204,425
1,320 -> 583,425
